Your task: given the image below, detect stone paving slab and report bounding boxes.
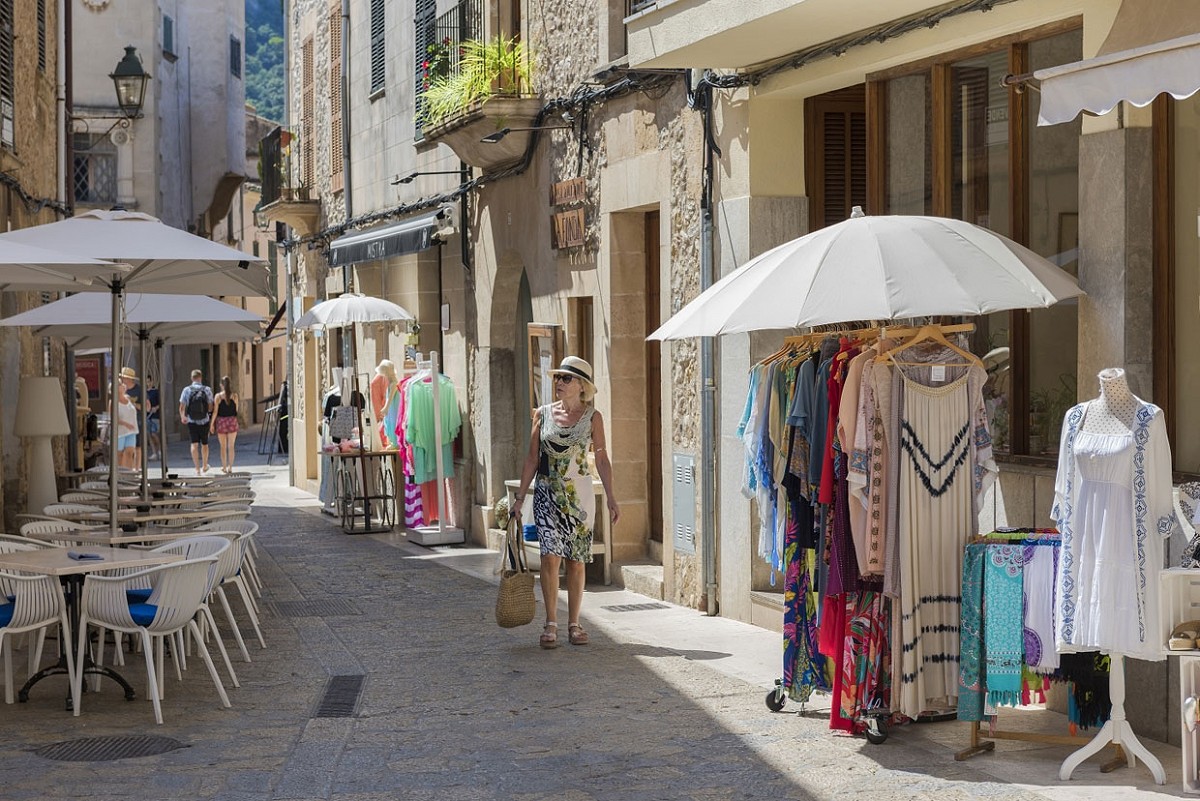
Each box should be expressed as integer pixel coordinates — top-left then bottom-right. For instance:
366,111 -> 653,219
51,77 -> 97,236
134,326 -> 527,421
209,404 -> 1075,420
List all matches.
0,427 -> 1189,800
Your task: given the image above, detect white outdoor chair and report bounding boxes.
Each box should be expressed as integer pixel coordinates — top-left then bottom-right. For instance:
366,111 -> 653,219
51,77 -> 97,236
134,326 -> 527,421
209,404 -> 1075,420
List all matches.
0,571 -> 74,704
195,520 -> 263,596
19,520 -> 104,547
74,557 -> 230,724
43,502 -> 105,519
202,531 -> 265,657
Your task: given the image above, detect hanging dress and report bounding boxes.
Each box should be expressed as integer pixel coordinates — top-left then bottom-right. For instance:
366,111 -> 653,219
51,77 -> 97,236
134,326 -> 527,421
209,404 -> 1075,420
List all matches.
533,404 -> 597,563
895,362 -> 995,720
1052,401 -> 1176,661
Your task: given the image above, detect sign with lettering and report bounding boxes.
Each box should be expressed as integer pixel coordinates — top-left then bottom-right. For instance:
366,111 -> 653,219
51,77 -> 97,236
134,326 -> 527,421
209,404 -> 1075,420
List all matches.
552,209 -> 586,249
550,177 -> 587,207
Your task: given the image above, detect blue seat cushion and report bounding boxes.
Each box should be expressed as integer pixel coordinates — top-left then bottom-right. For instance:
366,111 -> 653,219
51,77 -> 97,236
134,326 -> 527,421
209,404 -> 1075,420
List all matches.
127,602 -> 158,626
0,603 -> 12,627
126,588 -> 152,603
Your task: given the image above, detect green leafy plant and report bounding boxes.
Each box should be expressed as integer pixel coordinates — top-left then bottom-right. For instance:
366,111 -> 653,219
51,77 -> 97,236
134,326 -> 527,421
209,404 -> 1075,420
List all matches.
418,37 -> 532,128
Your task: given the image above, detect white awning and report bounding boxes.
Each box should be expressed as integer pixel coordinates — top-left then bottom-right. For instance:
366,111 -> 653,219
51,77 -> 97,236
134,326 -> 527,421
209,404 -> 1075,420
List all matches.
1034,0 -> 1200,126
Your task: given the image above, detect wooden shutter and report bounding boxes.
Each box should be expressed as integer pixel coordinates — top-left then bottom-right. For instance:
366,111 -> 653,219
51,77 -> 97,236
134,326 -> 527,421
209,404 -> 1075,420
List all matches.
0,0 -> 13,149
329,4 -> 344,193
804,85 -> 867,230
413,0 -> 436,134
36,0 -> 46,72
369,0 -> 385,93
301,36 -> 314,190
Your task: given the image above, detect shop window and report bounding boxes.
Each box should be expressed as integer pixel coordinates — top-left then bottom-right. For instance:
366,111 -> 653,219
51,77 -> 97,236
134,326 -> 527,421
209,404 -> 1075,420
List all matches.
73,133 -> 117,205
875,26 -> 1081,459
1172,94 -> 1200,474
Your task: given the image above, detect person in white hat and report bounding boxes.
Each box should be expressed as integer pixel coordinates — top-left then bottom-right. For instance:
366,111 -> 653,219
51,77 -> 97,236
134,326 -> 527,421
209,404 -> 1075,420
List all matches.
116,366 -> 140,470
512,356 -> 619,649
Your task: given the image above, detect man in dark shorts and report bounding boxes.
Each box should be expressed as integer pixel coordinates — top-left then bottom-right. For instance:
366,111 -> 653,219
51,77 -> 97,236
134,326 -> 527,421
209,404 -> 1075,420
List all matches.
178,369 -> 214,474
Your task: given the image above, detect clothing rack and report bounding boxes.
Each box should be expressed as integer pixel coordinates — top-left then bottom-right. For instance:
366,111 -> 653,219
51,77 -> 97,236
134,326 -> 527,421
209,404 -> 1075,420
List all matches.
955,531 -> 1128,772
407,350 -> 464,546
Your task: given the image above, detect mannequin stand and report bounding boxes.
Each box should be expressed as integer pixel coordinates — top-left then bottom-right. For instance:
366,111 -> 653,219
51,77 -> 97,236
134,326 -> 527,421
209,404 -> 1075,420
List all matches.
1058,655 -> 1166,784
408,351 -> 464,546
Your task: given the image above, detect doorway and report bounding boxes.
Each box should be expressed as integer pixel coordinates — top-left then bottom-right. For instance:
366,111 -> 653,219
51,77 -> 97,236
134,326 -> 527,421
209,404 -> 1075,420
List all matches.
645,211 -> 663,543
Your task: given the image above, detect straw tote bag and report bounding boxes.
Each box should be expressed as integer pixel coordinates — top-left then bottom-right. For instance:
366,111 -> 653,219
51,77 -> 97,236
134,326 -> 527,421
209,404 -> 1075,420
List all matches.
495,518 -> 536,628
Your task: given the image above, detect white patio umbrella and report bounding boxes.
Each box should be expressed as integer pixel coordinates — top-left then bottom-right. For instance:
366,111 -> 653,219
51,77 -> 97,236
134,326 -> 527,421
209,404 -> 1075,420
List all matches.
0,240 -> 126,289
295,293 -> 415,533
0,210 -> 270,529
0,292 -> 264,488
648,210 -> 1083,340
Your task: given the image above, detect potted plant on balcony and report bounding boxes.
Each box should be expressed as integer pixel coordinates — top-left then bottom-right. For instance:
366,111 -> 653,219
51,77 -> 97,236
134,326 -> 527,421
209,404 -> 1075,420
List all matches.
419,37 -> 532,129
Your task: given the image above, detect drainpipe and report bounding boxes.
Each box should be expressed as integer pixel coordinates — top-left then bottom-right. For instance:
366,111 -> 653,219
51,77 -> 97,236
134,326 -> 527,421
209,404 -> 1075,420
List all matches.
695,72 -> 719,616
286,244 -> 296,487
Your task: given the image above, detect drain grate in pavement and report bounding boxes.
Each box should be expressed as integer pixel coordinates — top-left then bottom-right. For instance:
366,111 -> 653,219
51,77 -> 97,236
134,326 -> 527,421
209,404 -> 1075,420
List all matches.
35,735 -> 186,762
269,598 -> 362,617
602,602 -> 670,612
314,674 -> 365,718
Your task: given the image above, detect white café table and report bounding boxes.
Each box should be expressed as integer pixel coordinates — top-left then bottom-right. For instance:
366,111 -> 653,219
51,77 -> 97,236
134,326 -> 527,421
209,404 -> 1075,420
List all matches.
0,546 -> 184,708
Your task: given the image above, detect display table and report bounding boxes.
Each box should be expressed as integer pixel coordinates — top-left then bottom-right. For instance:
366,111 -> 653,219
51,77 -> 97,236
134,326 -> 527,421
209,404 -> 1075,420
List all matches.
326,449 -> 396,534
504,478 -> 611,585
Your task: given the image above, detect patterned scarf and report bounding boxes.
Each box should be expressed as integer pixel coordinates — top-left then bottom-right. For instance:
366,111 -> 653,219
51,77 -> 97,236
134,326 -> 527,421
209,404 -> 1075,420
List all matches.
984,544 -> 1026,708
957,543 -> 986,721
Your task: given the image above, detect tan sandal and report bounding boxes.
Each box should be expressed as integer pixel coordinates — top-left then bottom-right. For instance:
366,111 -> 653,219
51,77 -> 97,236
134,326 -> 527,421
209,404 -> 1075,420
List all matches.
568,623 -> 588,646
539,622 -> 559,649
1170,620 -> 1200,650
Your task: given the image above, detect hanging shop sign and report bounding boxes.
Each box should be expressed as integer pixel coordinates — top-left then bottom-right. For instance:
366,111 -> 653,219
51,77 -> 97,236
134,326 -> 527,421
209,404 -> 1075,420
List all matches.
550,177 -> 587,250
552,208 -> 586,249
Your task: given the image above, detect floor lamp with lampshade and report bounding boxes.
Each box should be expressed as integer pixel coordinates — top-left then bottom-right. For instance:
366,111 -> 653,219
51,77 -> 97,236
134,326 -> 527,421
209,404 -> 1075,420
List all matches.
16,376 -> 71,514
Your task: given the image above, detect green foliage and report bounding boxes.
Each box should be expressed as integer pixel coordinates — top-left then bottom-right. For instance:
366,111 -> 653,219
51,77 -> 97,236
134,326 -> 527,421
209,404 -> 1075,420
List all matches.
244,0 -> 285,123
418,38 -> 532,129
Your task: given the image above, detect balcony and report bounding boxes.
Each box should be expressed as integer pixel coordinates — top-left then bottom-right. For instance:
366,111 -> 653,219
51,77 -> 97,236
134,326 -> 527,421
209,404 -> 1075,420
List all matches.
257,126 -> 321,235
416,0 -> 541,170
625,0 -> 937,70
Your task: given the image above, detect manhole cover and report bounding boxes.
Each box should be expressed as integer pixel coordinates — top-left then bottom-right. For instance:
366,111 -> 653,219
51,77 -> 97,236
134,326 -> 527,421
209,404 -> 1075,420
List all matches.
602,602 -> 670,613
269,598 -> 361,617
35,735 -> 186,762
314,674 -> 365,718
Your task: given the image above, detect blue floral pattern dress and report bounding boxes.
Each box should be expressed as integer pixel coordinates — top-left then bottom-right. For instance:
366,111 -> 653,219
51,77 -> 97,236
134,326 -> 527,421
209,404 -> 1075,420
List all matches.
533,404 -> 596,563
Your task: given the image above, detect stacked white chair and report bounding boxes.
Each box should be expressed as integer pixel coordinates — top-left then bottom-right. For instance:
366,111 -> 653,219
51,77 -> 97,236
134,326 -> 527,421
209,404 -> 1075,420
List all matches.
74,557 -> 230,724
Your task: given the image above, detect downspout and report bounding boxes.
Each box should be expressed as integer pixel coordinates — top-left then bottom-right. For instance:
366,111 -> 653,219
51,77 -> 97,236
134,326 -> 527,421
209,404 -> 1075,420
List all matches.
286,245 -> 295,487
339,0 -> 352,302
693,71 -> 719,615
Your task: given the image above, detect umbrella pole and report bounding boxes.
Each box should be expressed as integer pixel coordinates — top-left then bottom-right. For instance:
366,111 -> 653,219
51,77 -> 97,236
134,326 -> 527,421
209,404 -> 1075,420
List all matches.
138,329 -> 150,500
109,283 -> 122,536
352,328 -> 371,533
156,338 -> 168,480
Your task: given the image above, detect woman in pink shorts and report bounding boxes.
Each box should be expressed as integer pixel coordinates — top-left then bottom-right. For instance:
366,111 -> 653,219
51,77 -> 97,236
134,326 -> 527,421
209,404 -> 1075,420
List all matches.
210,375 -> 240,474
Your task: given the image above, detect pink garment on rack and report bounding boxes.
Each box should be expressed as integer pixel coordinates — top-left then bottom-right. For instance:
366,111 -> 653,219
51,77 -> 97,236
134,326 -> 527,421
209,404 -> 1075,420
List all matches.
393,374 -> 416,476
403,480 -> 424,527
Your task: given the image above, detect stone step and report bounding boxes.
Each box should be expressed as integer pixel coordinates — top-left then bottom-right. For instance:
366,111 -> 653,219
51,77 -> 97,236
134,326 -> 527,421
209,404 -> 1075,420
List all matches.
619,563 -> 664,601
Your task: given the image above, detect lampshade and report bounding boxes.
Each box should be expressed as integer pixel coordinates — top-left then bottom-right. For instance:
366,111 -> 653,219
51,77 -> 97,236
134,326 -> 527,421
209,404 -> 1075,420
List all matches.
15,376 -> 71,436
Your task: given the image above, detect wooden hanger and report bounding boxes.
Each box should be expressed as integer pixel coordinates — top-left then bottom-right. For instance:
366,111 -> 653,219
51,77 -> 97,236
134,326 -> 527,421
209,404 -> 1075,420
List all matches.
878,324 -> 984,369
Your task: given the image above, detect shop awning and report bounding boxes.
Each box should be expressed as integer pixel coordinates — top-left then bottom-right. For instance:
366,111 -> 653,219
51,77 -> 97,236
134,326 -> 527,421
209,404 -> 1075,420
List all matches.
327,211 -> 439,267
1034,0 -> 1200,126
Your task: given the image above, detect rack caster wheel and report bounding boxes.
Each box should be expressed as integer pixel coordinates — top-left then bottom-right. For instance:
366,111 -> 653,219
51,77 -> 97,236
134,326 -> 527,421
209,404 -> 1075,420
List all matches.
765,679 -> 787,712
864,715 -> 888,744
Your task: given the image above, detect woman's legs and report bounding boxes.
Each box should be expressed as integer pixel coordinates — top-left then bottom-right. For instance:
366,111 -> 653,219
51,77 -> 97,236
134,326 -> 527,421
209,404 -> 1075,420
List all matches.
540,553 -> 561,624
565,559 -> 585,625
218,430 -> 237,471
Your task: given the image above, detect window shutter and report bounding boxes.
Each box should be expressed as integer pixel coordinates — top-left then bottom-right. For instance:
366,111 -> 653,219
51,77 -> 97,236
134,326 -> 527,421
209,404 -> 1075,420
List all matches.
36,0 -> 46,73
329,4 -> 344,193
369,0 -> 385,94
413,0 -> 436,134
805,85 -> 867,230
301,36 -> 314,190
0,0 -> 13,149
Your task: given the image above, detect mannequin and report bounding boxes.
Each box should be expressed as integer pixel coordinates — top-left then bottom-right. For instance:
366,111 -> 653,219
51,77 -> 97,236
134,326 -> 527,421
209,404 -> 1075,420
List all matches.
1080,367 -> 1136,436
371,359 -> 399,450
1053,366 -> 1174,784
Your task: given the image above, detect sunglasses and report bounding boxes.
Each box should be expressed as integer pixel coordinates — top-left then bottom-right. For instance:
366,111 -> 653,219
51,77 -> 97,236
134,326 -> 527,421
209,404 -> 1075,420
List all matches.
554,374 -> 575,384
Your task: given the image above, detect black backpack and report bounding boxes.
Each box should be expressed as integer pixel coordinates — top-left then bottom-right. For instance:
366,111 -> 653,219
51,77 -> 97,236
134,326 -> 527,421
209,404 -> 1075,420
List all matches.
186,386 -> 209,421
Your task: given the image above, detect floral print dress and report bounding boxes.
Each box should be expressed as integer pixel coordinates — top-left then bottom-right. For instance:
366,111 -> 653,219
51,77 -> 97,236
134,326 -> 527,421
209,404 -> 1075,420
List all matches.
533,404 -> 596,563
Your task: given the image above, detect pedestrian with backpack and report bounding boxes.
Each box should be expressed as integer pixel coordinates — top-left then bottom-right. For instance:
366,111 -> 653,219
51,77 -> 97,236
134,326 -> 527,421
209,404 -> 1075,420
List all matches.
178,369 -> 214,474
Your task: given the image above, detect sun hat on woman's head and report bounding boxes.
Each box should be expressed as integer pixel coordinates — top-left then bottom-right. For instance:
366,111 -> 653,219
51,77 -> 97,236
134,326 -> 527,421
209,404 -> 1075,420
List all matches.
550,356 -> 595,393
119,367 -> 137,381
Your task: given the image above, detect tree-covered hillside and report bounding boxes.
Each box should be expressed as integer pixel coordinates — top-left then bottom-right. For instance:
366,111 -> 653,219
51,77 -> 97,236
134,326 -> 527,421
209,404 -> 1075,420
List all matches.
245,0 -> 284,124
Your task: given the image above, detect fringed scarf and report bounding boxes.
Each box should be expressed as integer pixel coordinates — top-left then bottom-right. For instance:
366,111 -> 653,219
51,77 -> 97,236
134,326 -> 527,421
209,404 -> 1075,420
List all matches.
957,543 -> 986,721
984,544 -> 1025,708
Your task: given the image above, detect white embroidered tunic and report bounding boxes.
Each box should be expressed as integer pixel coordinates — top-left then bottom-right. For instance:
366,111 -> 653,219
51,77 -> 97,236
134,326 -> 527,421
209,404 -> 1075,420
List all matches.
1052,401 -> 1177,661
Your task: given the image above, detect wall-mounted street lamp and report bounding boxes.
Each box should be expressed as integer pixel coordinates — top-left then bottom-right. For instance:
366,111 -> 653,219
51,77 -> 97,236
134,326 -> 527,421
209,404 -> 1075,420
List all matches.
479,125 -> 571,144
391,170 -> 464,185
110,46 -> 151,120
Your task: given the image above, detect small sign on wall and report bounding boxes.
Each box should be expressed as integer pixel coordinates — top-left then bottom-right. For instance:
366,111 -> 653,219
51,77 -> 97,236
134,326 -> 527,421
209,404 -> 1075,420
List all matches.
552,208 -> 586,249
550,177 -> 587,206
